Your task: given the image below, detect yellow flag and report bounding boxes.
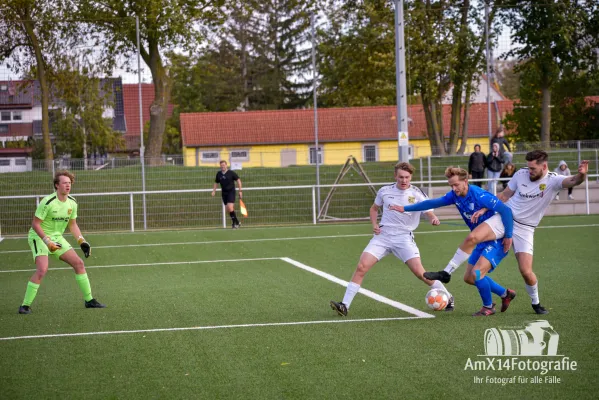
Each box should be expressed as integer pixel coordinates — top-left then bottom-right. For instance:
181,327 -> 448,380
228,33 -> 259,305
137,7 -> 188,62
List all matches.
239,199 -> 248,217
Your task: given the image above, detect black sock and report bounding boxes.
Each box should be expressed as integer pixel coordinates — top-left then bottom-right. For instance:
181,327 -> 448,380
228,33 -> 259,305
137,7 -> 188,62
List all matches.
230,211 -> 239,224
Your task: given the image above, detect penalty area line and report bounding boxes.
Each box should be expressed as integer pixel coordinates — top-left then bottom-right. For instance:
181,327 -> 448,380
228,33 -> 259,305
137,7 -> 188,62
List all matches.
280,257 -> 434,319
0,317 -> 425,341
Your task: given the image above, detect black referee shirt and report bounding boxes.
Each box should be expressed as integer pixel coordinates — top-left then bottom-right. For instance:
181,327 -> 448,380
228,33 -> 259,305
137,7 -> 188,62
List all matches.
215,170 -> 239,192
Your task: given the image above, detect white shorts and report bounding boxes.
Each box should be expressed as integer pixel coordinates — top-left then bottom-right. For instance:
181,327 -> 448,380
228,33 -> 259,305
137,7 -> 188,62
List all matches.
512,222 -> 535,255
363,231 -> 420,263
483,213 -> 505,239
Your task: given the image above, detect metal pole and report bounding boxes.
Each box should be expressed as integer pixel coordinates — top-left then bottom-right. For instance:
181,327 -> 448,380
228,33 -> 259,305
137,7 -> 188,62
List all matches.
312,186 -> 317,224
585,175 -> 590,215
419,157 -> 423,183
577,140 -> 581,165
136,16 -> 147,230
427,155 -> 432,196
394,0 -> 409,162
311,14 -> 321,215
130,193 -> 135,232
222,202 -> 227,228
485,1 -> 492,141
595,149 -> 598,183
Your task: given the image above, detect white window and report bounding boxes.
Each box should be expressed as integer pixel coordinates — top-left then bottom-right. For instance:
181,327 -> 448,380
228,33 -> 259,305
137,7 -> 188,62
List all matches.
0,160 -> 10,166
363,144 -> 378,162
230,149 -> 249,162
12,111 -> 22,121
309,147 -> 323,165
0,124 -> 8,133
0,84 -> 7,91
1,111 -> 10,121
15,158 -> 26,166
201,151 -> 220,162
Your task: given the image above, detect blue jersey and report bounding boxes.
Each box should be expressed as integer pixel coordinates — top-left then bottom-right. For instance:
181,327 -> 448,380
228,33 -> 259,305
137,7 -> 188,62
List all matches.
404,185 -> 513,238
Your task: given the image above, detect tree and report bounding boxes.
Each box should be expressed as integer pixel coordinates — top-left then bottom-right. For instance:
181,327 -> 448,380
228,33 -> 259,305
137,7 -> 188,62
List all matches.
0,0 -> 74,167
503,0 -> 597,148
77,0 -> 224,164
50,59 -> 124,164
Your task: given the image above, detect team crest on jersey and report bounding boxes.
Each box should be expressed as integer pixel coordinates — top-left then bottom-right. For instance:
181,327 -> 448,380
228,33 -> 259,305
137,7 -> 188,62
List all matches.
408,196 -> 415,204
67,209 -> 72,215
539,184 -> 546,191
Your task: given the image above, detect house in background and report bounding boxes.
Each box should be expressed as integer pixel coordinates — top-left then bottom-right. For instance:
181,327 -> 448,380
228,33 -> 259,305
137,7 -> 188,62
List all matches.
0,78 -> 126,171
180,101 -> 514,168
122,83 -> 174,153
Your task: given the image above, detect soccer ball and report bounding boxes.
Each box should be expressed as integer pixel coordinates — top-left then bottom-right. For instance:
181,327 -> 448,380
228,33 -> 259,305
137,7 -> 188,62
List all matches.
425,288 -> 450,311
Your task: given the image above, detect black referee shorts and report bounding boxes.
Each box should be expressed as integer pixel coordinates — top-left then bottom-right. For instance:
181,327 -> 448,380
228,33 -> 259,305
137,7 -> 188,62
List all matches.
221,190 -> 236,205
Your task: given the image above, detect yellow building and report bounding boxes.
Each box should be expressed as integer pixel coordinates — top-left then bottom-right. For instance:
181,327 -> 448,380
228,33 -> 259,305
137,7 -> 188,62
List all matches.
180,103 -> 511,167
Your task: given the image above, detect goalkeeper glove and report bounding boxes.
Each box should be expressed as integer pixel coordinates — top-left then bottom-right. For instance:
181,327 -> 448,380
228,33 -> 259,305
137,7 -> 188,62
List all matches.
78,236 -> 91,258
42,236 -> 62,252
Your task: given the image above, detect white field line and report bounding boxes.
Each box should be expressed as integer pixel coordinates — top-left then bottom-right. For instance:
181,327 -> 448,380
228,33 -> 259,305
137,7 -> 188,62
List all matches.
0,317 -> 425,341
281,257 -> 434,319
1,223 -> 597,255
0,257 -> 282,273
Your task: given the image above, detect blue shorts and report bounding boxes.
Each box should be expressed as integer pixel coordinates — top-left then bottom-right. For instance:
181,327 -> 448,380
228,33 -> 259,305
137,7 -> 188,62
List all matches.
468,240 -> 508,271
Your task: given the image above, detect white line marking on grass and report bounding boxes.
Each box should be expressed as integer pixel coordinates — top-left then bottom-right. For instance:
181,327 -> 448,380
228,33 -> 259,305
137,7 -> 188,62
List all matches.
0,257 -> 282,273
1,223 -> 597,254
280,257 -> 434,319
0,317 -> 426,341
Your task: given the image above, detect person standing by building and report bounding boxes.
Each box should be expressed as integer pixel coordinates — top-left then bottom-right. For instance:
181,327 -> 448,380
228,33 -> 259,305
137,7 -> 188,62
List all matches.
212,160 -> 243,228
485,143 -> 504,194
468,144 -> 486,187
554,160 -> 573,200
491,127 -> 512,163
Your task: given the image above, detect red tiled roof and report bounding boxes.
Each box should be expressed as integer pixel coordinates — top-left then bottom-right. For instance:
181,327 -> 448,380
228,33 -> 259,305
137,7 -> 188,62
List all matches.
181,102 -> 515,147
122,84 -> 174,141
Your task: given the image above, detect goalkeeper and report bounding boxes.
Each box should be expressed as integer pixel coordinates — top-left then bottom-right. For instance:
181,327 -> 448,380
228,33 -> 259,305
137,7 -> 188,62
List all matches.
19,171 -> 105,314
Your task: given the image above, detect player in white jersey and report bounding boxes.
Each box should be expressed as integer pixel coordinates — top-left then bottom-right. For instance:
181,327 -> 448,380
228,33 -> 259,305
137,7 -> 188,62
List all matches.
473,150 -> 589,314
330,162 -> 453,316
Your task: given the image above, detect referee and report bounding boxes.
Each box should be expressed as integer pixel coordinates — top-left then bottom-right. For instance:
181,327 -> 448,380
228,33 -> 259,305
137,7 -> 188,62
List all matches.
212,160 -> 242,228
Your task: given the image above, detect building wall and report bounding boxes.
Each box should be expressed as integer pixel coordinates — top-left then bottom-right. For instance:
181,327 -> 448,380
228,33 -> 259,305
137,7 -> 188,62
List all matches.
183,139 -> 495,168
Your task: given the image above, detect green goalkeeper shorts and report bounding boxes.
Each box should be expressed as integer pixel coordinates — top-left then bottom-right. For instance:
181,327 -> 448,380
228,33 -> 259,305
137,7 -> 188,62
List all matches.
28,235 -> 73,261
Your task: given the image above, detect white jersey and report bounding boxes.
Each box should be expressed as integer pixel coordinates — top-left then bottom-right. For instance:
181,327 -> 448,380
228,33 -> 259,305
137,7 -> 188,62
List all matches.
506,168 -> 565,227
374,184 -> 430,232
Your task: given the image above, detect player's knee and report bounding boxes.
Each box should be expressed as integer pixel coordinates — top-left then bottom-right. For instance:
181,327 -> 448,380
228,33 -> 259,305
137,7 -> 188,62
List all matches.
464,233 -> 479,247
72,257 -> 86,273
355,262 -> 370,276
464,273 -> 474,285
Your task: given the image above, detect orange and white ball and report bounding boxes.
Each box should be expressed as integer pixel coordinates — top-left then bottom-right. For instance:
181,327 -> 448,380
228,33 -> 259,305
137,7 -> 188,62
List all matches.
425,288 -> 450,311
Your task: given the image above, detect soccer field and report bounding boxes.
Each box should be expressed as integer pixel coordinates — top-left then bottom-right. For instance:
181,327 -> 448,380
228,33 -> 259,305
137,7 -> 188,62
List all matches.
1,216 -> 598,399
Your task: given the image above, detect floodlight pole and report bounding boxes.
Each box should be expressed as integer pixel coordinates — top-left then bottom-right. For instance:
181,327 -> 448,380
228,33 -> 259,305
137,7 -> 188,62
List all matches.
311,13 -> 321,214
394,0 -> 409,162
136,16 -> 147,230
485,1 -> 492,141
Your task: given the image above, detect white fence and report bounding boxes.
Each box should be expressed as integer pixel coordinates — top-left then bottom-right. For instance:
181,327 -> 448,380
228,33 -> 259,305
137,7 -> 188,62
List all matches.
0,175 -> 597,236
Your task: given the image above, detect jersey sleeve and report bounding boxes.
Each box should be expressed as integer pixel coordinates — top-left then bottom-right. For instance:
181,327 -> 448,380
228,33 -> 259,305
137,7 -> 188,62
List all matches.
549,173 -> 566,191
34,200 -> 50,221
413,187 -> 432,212
507,169 -> 524,191
70,200 -> 78,220
231,171 -> 239,181
478,192 -> 513,238
215,173 -> 220,183
374,188 -> 384,207
404,191 -> 453,212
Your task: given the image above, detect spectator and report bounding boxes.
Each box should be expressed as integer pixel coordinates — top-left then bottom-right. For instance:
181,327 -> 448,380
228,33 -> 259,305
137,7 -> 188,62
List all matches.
500,162 -> 517,190
491,128 -> 512,164
468,144 -> 486,187
485,143 -> 504,194
554,160 -> 573,200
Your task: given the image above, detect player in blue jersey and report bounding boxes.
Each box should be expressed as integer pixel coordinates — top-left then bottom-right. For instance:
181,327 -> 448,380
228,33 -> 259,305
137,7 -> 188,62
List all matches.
392,167 -> 516,316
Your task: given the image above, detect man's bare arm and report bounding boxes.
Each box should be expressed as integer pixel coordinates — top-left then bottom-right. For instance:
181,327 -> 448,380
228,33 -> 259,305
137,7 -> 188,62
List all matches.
562,161 -> 588,189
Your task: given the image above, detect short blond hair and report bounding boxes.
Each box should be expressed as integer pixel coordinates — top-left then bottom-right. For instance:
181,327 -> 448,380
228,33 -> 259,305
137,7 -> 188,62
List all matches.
54,170 -> 75,190
444,166 -> 468,180
394,162 -> 415,175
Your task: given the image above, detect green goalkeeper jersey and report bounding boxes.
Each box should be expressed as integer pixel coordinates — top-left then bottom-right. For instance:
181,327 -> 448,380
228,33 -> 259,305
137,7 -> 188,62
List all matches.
28,193 -> 78,239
